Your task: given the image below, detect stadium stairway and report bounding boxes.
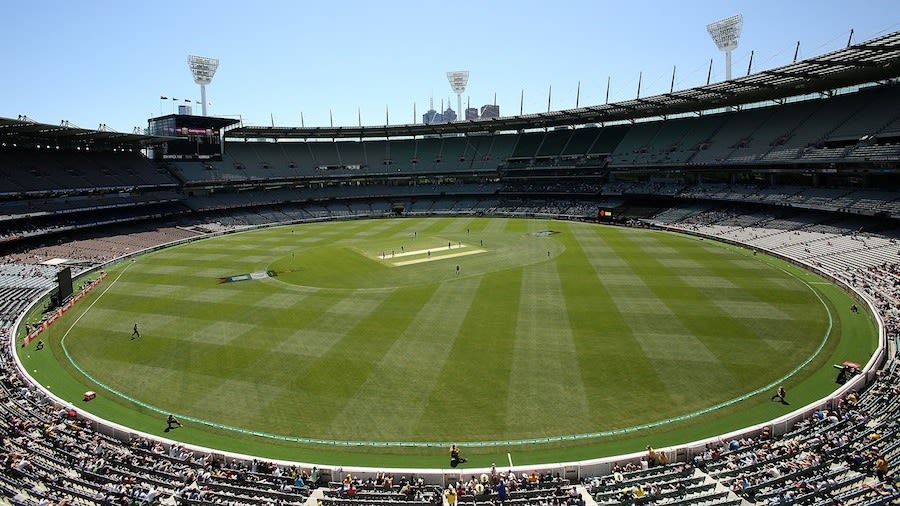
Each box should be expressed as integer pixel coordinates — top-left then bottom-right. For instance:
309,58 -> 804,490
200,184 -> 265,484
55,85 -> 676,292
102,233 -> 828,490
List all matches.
307,488 -> 326,506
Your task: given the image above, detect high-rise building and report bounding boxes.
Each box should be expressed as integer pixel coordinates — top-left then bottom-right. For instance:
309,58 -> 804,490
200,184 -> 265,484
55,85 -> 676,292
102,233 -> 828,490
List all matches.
480,104 -> 500,119
422,108 -> 442,124
442,106 -> 457,122
422,98 -> 494,123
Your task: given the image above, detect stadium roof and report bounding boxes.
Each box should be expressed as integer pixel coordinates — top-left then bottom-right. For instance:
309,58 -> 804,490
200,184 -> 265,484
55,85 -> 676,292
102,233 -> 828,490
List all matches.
227,29 -> 900,140
150,114 -> 241,130
0,116 -> 171,150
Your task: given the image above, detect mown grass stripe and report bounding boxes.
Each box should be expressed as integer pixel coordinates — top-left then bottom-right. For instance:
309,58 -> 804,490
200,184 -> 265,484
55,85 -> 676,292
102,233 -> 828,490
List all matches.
602,228 -> 780,385
559,225 -> 648,419
507,259 -> 590,436
435,215 -> 476,235
292,285 -> 440,437
419,269 -> 521,440
567,224 -> 681,416
335,276 -> 482,440
239,289 -> 400,429
480,216 -> 508,235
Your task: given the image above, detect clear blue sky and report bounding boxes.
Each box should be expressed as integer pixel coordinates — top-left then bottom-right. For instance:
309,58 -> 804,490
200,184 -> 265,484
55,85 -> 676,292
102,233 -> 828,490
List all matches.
2,1 -> 898,132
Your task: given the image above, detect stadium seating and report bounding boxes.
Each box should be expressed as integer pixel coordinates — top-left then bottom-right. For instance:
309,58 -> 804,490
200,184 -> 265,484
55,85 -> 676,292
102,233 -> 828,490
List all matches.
0,150 -> 177,193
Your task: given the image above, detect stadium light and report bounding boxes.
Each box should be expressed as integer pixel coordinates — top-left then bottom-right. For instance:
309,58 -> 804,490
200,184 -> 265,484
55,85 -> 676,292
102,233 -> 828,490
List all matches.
446,71 -> 470,122
706,14 -> 743,81
188,55 -> 219,116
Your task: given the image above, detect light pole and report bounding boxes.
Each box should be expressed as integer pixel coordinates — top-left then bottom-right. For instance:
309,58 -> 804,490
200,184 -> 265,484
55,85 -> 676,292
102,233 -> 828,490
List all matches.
446,71 -> 469,122
706,14 -> 743,81
188,55 -> 219,116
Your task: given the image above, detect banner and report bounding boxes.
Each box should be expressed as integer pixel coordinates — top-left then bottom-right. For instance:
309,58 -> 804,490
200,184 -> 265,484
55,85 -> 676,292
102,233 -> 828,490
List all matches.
22,271 -> 107,347
218,271 -> 276,284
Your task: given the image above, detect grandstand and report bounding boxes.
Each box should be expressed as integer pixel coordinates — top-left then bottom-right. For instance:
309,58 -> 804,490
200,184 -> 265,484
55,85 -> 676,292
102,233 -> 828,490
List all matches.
0,28 -> 899,506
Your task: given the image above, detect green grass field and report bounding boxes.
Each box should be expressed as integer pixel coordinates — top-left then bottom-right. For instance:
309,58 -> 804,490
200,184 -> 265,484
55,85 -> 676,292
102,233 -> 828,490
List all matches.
18,217 -> 878,467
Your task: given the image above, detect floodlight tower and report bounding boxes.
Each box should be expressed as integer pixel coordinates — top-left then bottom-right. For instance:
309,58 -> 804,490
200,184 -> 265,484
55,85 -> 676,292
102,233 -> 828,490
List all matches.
706,14 -> 743,81
187,55 -> 219,116
446,71 -> 470,122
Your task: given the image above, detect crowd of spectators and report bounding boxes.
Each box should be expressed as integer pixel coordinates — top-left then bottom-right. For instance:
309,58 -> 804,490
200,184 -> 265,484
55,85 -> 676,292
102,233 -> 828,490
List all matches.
841,263 -> 900,317
698,371 -> 899,505
486,198 -> 608,218
321,473 -> 440,505
583,366 -> 898,505
500,182 -> 601,195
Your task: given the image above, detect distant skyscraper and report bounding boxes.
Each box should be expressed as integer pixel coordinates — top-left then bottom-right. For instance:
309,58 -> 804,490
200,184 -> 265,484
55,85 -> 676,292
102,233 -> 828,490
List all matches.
443,106 -> 457,122
422,108 -> 442,124
480,104 -> 500,119
465,107 -> 479,121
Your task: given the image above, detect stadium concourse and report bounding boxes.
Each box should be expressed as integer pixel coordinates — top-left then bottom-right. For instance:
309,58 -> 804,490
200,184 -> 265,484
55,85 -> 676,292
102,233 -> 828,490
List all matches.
2,30 -> 900,506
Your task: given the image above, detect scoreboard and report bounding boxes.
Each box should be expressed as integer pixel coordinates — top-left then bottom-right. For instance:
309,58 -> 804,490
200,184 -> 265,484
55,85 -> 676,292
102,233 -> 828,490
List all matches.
147,114 -> 239,161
